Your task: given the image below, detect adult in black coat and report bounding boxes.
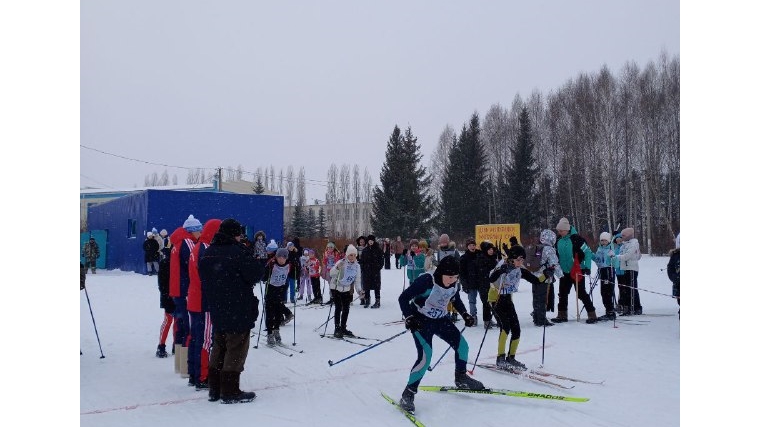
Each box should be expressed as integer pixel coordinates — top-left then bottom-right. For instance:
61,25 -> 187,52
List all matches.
143,233 -> 161,275
198,219 -> 258,404
475,241 -> 499,329
361,235 -> 385,308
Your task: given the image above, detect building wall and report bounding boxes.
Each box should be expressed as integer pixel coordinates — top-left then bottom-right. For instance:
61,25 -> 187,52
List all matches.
87,189 -> 284,273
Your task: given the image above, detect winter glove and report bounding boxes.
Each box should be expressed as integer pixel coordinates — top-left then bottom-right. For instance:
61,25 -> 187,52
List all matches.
543,267 -> 555,281
581,268 -> 591,276
463,313 -> 476,327
404,315 -> 422,331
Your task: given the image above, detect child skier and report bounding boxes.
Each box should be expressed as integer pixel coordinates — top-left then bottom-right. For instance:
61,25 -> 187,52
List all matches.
396,255 -> 484,414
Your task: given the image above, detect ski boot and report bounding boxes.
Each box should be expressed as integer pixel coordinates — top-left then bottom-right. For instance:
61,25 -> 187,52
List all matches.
341,326 -> 355,337
274,329 -> 282,343
495,354 -> 508,369
455,370 -> 485,390
505,355 -> 527,371
399,387 -> 416,414
266,333 -> 276,347
333,325 -> 343,338
371,299 -> 380,309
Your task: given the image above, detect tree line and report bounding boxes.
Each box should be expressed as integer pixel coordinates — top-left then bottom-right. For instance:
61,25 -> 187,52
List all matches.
373,53 -> 679,255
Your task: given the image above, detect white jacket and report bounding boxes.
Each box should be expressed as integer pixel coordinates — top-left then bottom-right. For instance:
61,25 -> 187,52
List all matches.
617,238 -> 641,271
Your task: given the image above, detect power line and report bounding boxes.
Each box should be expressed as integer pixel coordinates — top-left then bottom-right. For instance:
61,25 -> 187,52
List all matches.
80,144 -> 331,188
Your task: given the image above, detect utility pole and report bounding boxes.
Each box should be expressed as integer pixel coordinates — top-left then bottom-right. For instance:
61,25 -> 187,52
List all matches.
217,167 -> 223,192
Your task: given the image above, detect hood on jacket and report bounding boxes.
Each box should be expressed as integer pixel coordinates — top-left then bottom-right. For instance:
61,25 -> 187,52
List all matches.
540,229 -> 557,246
199,219 -> 222,245
480,241 -> 495,252
254,230 -> 266,240
169,226 -> 195,246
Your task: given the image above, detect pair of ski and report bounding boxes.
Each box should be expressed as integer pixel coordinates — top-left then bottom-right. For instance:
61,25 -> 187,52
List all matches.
266,341 -> 304,357
321,333 -> 382,347
382,385 -> 589,426
475,363 -> 603,389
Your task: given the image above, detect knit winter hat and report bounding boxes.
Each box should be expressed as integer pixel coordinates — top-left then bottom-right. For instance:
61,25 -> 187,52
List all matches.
435,255 -> 460,276
147,232 -> 153,237
438,234 -> 450,247
160,229 -> 168,237
219,218 -> 243,237
556,217 -> 571,231
466,237 -> 476,246
367,235 -> 376,242
345,244 -> 358,256
266,240 -> 278,252
151,227 -> 158,234
183,215 -> 203,232
599,232 -> 612,242
508,245 -> 527,260
276,248 -> 289,258
286,241 -> 294,248
327,242 -> 335,249
621,227 -> 635,240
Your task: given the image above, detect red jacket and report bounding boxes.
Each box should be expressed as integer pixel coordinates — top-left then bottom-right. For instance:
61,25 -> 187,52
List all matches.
187,219 -> 221,312
169,227 -> 199,298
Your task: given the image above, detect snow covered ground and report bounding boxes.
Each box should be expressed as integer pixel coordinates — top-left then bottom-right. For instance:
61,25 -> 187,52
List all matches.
80,256 -> 680,427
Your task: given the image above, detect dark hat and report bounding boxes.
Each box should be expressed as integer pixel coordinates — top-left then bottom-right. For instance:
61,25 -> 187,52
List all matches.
466,237 -> 476,246
509,236 -> 519,247
276,248 -> 289,258
508,245 -> 526,260
435,255 -> 460,276
219,218 -> 243,237
367,235 -> 376,242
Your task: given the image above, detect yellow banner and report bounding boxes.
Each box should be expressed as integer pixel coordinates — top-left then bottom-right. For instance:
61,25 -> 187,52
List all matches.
475,224 -> 521,248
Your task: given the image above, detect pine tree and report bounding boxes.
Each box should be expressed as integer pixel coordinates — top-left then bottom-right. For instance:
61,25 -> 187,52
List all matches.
290,203 -> 309,238
306,208 -> 317,238
501,107 -> 539,234
253,177 -> 265,194
439,112 -> 490,240
317,207 -> 327,238
371,125 -> 434,239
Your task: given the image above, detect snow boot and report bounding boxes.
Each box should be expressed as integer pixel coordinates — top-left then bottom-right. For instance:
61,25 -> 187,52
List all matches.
455,370 -> 485,390
195,379 -> 209,391
341,326 -> 355,337
333,325 -> 343,338
551,310 -> 568,323
207,367 -> 220,402
399,387 -> 416,414
505,355 -> 527,371
220,371 -> 256,404
273,329 -> 282,343
371,298 -> 380,309
156,344 -> 168,358
585,310 -> 598,324
634,307 -> 643,315
598,311 -> 616,321
266,333 -> 276,347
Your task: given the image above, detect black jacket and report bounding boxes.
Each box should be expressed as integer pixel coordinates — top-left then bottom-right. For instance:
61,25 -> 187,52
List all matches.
199,233 -> 259,333
143,238 -> 160,262
459,249 -> 480,291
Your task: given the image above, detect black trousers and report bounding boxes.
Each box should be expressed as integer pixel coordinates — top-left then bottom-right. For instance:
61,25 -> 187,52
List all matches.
598,267 -> 616,313
557,272 -> 595,313
477,285 -> 493,322
332,289 -> 352,328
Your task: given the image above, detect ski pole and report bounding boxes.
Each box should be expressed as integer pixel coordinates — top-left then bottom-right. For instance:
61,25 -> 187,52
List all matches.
320,291 -> 334,337
314,314 -> 335,332
253,283 -> 267,349
83,286 -> 105,358
574,274 -> 580,322
467,325 -> 489,375
540,321 -> 547,367
428,325 -> 467,371
328,329 -> 408,367
580,271 -> 600,315
292,284 -> 298,346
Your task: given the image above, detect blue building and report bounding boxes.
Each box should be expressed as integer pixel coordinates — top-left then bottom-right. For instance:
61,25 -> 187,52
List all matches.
86,189 -> 284,273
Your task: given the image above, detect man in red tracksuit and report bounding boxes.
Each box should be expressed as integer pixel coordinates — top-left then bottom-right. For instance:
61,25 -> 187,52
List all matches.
170,215 -> 203,378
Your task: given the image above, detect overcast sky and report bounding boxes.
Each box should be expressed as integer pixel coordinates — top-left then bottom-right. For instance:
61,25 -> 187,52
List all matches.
79,0 -> 680,202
